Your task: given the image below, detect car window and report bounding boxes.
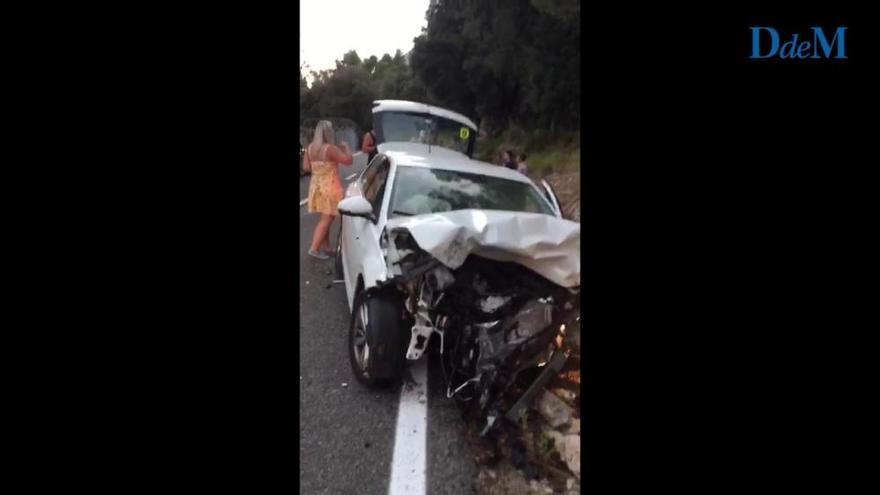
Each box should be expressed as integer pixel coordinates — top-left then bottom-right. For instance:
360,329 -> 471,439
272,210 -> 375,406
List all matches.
360,155 -> 380,189
363,158 -> 390,219
388,166 -> 554,217
377,111 -> 474,155
358,154 -> 384,196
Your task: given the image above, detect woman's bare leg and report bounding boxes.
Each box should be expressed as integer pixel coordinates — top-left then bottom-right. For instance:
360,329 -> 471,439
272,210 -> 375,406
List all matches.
320,215 -> 336,251
310,214 -> 333,252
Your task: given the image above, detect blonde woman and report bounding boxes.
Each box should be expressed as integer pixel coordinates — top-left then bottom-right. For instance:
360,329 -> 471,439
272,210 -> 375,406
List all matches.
303,120 -> 353,259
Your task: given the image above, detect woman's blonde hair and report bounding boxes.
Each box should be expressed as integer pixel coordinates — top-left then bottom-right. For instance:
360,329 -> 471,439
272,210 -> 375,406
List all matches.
310,120 -> 335,151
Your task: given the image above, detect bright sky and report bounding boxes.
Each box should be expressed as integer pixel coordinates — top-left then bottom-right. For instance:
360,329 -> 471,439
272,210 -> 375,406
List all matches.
300,0 -> 429,77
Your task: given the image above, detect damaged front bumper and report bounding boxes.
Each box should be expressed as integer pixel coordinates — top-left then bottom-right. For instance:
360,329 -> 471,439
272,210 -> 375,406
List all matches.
379,213 -> 581,435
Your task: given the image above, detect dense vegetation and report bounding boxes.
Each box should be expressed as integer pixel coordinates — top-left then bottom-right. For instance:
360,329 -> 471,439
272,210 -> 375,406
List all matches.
301,0 -> 578,132
300,0 -> 579,170
300,49 -> 427,133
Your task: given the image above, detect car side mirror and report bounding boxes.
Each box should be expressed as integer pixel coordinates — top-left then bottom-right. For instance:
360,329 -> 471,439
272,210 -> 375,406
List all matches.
338,196 -> 376,221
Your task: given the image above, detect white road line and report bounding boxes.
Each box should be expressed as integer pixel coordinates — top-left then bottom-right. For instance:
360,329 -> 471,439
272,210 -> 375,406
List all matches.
299,198 -> 308,207
388,358 -> 428,495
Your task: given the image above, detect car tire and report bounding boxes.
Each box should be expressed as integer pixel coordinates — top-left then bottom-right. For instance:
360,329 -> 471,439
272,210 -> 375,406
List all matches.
349,289 -> 405,388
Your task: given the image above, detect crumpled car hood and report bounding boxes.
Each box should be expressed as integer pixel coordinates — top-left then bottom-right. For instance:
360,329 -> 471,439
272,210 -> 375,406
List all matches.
385,209 -> 580,288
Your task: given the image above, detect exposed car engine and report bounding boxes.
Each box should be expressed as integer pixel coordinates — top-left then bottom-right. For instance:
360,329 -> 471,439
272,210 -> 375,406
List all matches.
381,230 -> 580,435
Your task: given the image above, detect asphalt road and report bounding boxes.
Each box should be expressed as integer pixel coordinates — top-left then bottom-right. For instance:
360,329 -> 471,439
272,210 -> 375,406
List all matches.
298,153 -> 477,495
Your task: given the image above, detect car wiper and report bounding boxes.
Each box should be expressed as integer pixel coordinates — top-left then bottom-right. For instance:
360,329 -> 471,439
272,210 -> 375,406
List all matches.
392,209 -> 415,216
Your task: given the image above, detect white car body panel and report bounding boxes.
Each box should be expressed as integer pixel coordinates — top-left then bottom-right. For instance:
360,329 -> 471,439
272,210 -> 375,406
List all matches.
372,100 -> 478,131
339,135 -> 573,312
385,210 -> 580,288
339,153 -> 398,310
377,142 -> 524,181
340,214 -> 388,309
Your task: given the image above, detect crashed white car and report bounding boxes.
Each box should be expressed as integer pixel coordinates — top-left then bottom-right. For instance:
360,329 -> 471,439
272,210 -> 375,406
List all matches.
335,100 -> 580,433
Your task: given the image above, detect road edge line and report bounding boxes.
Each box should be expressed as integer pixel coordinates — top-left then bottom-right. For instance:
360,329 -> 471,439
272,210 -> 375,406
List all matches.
387,358 -> 428,495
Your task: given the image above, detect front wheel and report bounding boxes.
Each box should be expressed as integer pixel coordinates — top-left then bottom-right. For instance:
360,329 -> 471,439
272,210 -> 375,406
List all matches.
349,289 -> 405,387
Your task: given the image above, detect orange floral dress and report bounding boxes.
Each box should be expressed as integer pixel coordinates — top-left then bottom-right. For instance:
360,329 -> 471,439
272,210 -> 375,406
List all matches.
307,144 -> 344,216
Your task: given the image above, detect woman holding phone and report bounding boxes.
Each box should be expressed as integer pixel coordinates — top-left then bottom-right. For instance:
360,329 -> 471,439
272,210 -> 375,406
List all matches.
303,120 -> 353,259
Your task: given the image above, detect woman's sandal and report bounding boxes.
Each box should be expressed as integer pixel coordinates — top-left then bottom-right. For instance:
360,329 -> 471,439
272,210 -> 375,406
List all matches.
308,249 -> 329,260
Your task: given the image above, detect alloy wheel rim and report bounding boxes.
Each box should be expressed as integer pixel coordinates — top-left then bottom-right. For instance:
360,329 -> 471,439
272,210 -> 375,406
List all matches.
353,303 -> 370,372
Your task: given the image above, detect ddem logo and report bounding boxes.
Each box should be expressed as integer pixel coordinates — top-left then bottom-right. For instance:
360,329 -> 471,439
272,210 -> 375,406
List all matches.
749,27 -> 847,59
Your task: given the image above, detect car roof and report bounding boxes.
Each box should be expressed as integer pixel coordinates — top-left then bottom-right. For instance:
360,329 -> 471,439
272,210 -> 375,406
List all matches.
372,100 -> 478,131
379,142 -> 532,184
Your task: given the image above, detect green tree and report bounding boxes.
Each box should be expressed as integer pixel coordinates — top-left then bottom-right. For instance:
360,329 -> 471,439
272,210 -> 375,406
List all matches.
408,0 -> 580,135
338,50 -> 362,69
298,0 -> 581,137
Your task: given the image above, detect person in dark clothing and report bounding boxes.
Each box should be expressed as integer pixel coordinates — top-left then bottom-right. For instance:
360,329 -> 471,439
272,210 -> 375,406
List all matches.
517,153 -> 529,175
362,129 -> 378,164
501,150 -> 517,170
